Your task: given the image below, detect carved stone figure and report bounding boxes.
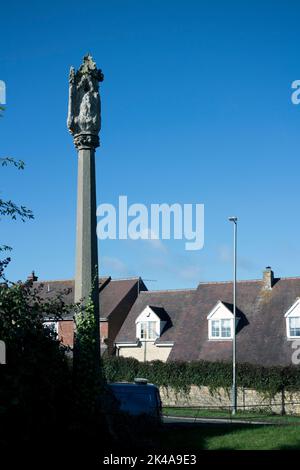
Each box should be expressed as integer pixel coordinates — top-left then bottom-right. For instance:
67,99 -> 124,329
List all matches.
67,54 -> 104,149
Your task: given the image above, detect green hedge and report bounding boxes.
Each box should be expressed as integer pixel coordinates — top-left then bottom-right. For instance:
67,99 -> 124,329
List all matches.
102,357 -> 300,396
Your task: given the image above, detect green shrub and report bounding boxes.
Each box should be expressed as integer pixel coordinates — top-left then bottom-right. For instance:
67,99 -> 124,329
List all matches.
0,280 -> 72,447
102,357 -> 300,397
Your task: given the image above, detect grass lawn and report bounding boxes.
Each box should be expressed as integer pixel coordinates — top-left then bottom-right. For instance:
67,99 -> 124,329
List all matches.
160,422 -> 300,450
160,408 -> 300,449
163,407 -> 300,424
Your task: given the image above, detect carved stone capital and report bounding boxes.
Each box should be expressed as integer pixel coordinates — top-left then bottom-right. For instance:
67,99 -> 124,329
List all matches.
74,133 -> 99,150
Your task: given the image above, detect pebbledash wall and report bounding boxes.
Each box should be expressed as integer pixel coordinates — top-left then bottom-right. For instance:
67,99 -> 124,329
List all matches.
160,385 -> 300,415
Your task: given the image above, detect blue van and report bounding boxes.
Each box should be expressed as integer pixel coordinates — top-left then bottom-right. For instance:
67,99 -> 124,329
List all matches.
108,378 -> 162,422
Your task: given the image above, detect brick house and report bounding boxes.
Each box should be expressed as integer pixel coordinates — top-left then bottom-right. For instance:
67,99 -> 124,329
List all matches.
115,267 -> 300,366
33,273 -> 147,354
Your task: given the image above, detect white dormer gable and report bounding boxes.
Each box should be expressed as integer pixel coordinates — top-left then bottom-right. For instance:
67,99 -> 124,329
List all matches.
135,306 -> 166,341
207,301 -> 234,320
285,298 -> 300,339
207,301 -> 234,340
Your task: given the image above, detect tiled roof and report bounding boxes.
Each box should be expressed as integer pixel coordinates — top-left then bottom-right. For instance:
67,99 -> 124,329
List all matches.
148,306 -> 170,322
115,276 -> 300,366
115,288 -> 196,344
35,277 -> 142,320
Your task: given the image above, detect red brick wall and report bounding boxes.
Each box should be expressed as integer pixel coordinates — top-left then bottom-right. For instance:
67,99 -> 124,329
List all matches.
58,321 -> 74,348
58,320 -> 109,350
100,321 -> 108,341
100,320 -> 109,352
58,280 -> 142,353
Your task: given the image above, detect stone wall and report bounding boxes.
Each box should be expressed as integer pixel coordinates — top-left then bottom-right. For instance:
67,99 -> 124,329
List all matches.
160,385 -> 300,415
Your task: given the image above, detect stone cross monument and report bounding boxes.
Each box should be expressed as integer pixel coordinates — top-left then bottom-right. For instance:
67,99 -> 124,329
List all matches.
67,54 -> 104,319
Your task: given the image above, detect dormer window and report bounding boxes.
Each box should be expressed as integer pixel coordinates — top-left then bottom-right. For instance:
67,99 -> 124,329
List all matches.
289,318 -> 300,337
207,301 -> 235,340
211,319 -> 232,338
136,306 -> 169,342
284,298 -> 300,339
140,321 -> 157,340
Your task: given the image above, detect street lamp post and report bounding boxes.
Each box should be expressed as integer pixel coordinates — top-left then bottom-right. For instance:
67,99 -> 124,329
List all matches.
228,216 -> 238,415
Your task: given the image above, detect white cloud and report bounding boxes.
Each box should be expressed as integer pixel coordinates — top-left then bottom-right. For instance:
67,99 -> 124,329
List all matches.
217,244 -> 258,272
218,244 -> 231,263
102,256 -> 130,276
179,265 -> 202,280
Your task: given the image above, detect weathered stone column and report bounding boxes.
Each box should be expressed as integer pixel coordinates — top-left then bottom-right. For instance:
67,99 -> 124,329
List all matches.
74,136 -> 99,313
67,55 -> 104,321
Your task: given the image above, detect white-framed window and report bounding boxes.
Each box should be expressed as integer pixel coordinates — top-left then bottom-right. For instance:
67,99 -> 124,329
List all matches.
207,301 -> 235,340
284,299 -> 300,339
211,319 -> 232,339
288,317 -> 300,338
211,320 -> 220,337
135,306 -> 165,341
140,321 -> 157,340
43,321 -> 58,334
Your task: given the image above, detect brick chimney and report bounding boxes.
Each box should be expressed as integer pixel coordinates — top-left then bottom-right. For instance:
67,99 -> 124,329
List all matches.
263,266 -> 274,290
27,270 -> 38,282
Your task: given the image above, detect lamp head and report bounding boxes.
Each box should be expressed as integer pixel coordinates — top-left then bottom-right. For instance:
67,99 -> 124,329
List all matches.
228,216 -> 238,223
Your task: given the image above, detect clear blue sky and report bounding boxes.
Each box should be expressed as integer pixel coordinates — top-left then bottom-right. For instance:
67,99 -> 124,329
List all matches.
1,0 -> 300,289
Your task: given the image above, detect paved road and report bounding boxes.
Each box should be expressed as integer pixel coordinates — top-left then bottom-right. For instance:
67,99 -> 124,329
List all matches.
163,415 -> 272,426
